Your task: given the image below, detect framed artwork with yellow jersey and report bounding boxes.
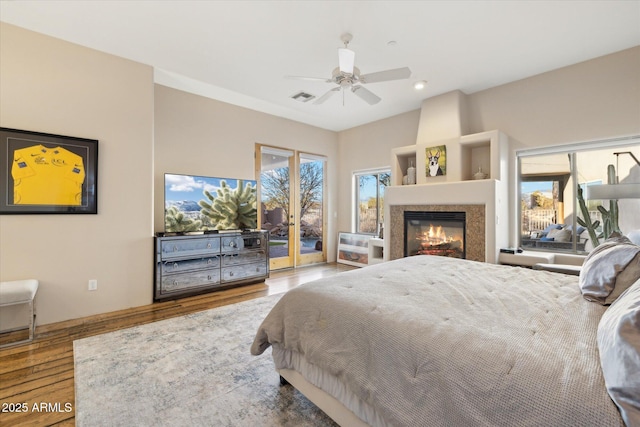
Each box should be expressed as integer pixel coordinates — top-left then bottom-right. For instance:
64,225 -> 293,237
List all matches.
0,128 -> 98,214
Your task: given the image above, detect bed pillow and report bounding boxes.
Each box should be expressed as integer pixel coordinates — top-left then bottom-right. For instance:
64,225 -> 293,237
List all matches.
579,235 -> 640,305
628,230 -> 640,246
597,279 -> 640,427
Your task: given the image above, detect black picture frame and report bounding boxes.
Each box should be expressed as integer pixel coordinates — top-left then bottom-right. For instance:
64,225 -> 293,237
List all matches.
0,127 -> 98,214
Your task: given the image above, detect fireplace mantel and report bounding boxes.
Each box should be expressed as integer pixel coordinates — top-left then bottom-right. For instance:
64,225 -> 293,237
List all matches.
384,179 -> 508,263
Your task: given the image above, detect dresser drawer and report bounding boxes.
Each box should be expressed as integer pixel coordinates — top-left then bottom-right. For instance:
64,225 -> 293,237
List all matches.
221,250 -> 266,266
221,236 -> 244,252
160,256 -> 220,274
220,234 -> 267,253
160,269 -> 221,294
221,262 -> 268,283
160,237 -> 220,259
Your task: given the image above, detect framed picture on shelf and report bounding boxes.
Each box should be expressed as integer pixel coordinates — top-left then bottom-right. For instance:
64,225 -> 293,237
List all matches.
337,232 -> 371,267
0,127 -> 98,214
425,144 -> 447,177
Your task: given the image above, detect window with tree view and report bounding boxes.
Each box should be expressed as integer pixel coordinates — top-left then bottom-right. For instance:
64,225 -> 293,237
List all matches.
518,138 -> 640,254
355,170 -> 389,234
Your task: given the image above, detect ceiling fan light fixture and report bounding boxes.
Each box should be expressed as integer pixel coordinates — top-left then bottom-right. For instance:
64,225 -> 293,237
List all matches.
338,47 -> 355,74
287,33 -> 410,106
413,80 -> 428,90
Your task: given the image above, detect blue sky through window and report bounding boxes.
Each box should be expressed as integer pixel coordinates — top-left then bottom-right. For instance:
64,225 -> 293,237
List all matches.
521,181 -> 553,194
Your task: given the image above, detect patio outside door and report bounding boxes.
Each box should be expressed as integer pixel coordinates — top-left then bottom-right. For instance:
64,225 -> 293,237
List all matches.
257,145 -> 326,270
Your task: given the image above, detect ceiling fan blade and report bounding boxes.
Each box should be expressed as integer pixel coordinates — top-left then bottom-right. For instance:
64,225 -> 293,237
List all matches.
338,47 -> 355,74
351,85 -> 381,105
285,75 -> 332,83
313,87 -> 340,105
360,67 -> 411,84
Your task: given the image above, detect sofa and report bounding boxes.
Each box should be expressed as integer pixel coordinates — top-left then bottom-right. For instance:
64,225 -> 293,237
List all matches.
522,224 -> 588,251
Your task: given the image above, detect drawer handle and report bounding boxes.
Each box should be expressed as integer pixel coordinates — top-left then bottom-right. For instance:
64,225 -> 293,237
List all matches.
173,262 -> 178,269
229,241 -> 236,248
208,275 -> 212,280
229,271 -> 234,277
173,280 -> 178,286
173,245 -> 178,252
207,259 -> 212,265
256,267 -> 260,272
207,243 -> 212,249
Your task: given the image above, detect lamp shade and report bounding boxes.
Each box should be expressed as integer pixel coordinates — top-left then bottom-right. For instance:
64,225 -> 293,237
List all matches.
586,183 -> 640,199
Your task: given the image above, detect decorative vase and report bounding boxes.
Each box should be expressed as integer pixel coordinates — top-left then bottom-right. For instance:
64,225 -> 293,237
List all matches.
473,166 -> 488,180
407,159 -> 416,185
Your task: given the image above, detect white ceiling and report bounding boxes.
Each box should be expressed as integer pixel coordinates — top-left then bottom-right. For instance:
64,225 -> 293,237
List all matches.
1,1 -> 639,132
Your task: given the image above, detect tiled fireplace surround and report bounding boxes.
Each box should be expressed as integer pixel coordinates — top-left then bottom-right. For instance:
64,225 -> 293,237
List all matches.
390,204 -> 485,262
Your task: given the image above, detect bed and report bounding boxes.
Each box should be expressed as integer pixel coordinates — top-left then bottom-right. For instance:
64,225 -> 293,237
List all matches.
251,249 -> 640,426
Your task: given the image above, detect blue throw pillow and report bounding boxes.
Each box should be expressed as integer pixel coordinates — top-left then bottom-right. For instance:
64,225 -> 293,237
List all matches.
566,224 -> 586,236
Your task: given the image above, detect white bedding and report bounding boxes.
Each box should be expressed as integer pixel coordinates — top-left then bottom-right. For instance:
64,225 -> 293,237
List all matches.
251,256 -> 624,426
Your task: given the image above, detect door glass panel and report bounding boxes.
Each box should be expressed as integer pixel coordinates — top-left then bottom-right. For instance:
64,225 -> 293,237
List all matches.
260,148 -> 293,262
299,154 -> 325,258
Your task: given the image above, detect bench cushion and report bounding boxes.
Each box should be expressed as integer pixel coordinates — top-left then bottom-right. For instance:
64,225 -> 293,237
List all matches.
0,280 -> 39,305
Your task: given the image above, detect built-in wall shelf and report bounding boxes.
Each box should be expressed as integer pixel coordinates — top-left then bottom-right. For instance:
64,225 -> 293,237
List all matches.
368,238 -> 384,264
459,130 -> 509,182
391,145 -> 418,186
390,130 -> 511,186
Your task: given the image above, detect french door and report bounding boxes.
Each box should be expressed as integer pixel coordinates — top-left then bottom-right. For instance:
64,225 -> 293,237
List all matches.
257,144 -> 326,270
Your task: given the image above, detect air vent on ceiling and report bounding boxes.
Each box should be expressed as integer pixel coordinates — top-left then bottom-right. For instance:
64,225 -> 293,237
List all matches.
290,91 -> 316,103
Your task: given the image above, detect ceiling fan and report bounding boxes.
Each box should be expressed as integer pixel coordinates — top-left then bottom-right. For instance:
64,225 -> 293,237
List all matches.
286,33 -> 411,105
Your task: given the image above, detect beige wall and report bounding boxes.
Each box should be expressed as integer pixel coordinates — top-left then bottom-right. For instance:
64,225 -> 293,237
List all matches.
0,23 -> 154,325
466,46 -> 640,146
153,85 -> 339,258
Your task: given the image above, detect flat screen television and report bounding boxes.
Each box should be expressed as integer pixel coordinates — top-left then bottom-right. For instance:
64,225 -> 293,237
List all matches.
164,173 -> 257,232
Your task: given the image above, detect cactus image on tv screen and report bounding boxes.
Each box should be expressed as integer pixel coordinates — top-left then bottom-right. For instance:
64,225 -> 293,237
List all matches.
164,173 -> 257,232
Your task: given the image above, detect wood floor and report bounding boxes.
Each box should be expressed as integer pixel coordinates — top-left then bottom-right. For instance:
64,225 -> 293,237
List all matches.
0,262 -> 354,426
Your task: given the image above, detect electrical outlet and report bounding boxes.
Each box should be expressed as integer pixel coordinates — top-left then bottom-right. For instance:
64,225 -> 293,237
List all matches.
88,279 -> 98,291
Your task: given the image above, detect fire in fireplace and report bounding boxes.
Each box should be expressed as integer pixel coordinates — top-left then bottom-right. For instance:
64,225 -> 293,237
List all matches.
404,211 -> 466,258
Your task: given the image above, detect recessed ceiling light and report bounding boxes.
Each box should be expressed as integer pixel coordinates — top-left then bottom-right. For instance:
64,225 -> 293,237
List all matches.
387,40 -> 397,46
413,80 -> 427,90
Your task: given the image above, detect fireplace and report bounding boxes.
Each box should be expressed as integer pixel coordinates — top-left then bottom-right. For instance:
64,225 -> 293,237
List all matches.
404,211 -> 466,258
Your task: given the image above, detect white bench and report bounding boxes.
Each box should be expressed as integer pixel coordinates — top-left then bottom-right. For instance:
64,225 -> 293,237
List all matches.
0,279 -> 39,348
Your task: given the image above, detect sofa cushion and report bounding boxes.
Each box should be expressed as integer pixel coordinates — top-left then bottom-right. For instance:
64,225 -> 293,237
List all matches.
551,229 -> 571,242
540,224 -> 563,237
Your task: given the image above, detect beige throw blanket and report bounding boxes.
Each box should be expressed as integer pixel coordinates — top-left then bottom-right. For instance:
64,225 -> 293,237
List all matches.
252,256 -> 624,427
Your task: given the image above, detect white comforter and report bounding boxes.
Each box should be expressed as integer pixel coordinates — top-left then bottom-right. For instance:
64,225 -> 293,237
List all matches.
251,256 -> 624,427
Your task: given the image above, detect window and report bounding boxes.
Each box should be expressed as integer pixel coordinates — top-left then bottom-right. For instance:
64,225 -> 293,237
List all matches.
517,136 -> 640,254
354,169 -> 390,234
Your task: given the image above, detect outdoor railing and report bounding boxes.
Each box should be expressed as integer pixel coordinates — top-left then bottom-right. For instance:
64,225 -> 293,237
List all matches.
521,209 -> 602,234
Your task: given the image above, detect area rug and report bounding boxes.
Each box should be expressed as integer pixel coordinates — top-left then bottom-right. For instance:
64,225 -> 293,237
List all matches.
74,294 -> 337,426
